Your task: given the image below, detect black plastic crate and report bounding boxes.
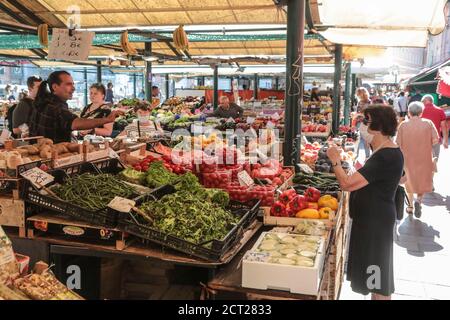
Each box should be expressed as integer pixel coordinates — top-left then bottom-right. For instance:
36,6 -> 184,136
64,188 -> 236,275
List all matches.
118,185 -> 261,261
23,161 -> 138,228
90,158 -> 126,175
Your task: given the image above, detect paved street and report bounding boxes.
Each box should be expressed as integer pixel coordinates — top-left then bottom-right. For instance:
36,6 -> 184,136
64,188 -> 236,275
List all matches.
340,145 -> 450,300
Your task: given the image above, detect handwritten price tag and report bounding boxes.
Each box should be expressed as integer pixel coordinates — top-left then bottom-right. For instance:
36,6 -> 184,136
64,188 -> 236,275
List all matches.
246,117 -> 255,124
238,170 -> 255,187
48,29 -> 95,61
20,167 -> 54,189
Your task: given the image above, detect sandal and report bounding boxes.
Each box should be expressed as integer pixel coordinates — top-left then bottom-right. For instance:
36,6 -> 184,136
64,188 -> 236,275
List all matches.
406,206 -> 413,214
414,201 -> 422,218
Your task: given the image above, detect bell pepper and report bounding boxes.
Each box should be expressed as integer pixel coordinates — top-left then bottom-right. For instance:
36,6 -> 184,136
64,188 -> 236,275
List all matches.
271,201 -> 287,217
307,202 -> 319,210
318,195 -> 339,211
279,189 -> 297,205
304,187 -> 321,202
287,195 -> 308,216
319,207 -> 333,219
296,208 -> 320,219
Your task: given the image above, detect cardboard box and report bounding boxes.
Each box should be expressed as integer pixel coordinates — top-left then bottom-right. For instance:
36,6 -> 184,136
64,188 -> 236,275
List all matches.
242,232 -> 326,295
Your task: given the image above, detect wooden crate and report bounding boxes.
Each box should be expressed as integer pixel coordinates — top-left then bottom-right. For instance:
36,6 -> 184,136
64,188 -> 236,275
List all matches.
0,197 -> 26,237
262,206 -> 334,228
27,213 -> 134,251
84,141 -> 111,162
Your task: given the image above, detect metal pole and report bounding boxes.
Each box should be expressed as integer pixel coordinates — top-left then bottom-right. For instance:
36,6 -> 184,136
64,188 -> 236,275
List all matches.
84,68 -> 88,106
133,73 -> 137,98
254,73 -> 259,100
145,42 -> 152,103
96,61 -> 102,84
284,0 -> 305,167
165,73 -> 170,100
332,44 -> 343,134
213,64 -> 219,109
351,73 -> 357,113
275,77 -> 279,90
344,62 -> 351,126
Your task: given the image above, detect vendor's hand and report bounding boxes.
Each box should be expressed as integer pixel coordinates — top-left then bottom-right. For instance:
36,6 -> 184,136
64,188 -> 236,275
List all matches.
327,146 -> 342,163
79,130 -> 91,136
105,110 -> 125,123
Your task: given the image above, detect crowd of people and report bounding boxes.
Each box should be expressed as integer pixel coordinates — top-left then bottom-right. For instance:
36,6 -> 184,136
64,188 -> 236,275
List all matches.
339,86 -> 448,300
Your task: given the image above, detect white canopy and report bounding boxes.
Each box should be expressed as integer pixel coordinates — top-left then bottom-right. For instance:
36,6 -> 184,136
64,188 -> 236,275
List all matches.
317,0 -> 447,47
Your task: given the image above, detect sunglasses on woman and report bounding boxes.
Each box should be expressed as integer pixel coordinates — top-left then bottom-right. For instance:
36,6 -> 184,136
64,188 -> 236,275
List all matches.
363,118 -> 372,125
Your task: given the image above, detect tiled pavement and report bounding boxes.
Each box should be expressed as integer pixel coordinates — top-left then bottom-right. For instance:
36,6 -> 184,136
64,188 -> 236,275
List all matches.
339,146 -> 450,300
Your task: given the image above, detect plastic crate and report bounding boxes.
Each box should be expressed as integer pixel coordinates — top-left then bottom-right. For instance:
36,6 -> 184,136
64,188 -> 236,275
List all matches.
23,161 -> 137,228
118,185 -> 261,261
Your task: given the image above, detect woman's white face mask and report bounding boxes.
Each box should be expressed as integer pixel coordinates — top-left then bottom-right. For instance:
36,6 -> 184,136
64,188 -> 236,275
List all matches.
360,124 -> 374,144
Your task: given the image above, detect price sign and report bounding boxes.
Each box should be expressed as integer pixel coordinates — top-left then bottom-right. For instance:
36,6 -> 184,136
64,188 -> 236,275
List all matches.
246,117 -> 255,124
0,129 -> 11,144
48,29 -> 95,61
253,101 -> 262,108
266,121 -> 275,129
238,170 -> 255,187
271,112 -> 281,121
21,167 -> 54,189
108,197 -> 136,213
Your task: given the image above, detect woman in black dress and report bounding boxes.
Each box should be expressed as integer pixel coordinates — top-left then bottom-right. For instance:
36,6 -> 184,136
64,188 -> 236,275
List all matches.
79,83 -> 113,137
327,105 -> 404,300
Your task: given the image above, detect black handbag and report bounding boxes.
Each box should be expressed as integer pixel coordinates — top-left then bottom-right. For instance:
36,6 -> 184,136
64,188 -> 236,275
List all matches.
395,185 -> 409,221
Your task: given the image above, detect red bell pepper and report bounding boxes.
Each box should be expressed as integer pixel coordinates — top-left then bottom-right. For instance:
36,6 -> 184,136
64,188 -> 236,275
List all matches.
270,201 -> 286,217
287,195 -> 308,215
305,187 -> 321,202
279,189 -> 297,205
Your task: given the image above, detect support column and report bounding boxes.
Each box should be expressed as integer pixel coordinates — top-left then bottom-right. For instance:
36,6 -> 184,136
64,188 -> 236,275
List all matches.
275,77 -> 280,90
344,62 -> 351,126
351,73 -> 357,113
145,42 -> 152,103
254,73 -> 259,100
213,64 -> 219,109
332,44 -> 343,134
283,0 -> 305,167
96,61 -> 102,84
84,68 -> 88,106
165,74 -> 170,100
133,73 -> 137,98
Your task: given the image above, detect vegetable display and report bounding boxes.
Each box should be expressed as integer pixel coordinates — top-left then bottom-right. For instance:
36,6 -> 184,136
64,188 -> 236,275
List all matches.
136,173 -> 237,245
254,233 -> 321,267
53,173 -> 136,211
292,172 -> 340,197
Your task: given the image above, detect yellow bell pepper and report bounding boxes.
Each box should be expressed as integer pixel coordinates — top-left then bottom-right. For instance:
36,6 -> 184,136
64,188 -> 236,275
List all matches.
296,209 -> 320,219
319,207 -> 333,219
318,195 -> 338,211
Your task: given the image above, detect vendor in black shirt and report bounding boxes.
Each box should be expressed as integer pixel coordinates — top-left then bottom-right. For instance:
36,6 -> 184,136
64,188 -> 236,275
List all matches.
29,71 -> 122,143
12,76 -> 42,137
212,96 -> 244,119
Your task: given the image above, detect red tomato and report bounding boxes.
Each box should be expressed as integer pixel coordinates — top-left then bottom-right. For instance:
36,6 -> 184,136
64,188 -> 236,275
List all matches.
134,165 -> 142,171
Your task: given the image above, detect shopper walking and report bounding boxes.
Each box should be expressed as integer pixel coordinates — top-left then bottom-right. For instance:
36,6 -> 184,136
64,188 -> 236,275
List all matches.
327,105 -> 403,300
105,82 -> 114,103
396,102 -> 439,218
420,95 -> 449,162
395,92 -> 408,119
355,87 -> 372,158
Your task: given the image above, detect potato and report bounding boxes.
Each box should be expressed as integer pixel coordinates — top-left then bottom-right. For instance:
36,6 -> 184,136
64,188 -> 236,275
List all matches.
22,157 -> 33,164
16,149 -> 29,157
54,144 -> 69,155
37,138 -> 53,148
26,146 -> 40,155
39,145 -> 52,159
67,143 -> 81,153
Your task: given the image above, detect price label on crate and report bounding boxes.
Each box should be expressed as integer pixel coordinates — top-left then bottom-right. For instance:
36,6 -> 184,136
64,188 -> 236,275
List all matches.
246,117 -> 255,124
271,112 -> 281,121
20,167 -> 54,189
238,170 -> 255,188
108,197 -> 136,213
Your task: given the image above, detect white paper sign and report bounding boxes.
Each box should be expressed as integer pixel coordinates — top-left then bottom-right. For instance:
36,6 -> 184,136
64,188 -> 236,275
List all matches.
108,197 -> 136,213
271,112 -> 281,121
21,167 -> 54,189
253,102 -> 262,108
238,170 -> 255,187
226,117 -> 235,123
48,29 -> 95,61
0,129 -> 11,144
266,121 -> 275,129
246,117 -> 255,124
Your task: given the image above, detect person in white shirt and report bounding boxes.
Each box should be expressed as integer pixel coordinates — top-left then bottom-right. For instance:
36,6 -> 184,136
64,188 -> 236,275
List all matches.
395,92 -> 408,118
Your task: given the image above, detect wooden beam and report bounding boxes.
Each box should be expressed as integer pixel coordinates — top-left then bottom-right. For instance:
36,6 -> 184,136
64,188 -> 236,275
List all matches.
0,2 -> 29,24
6,0 -> 45,25
32,5 -> 277,15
